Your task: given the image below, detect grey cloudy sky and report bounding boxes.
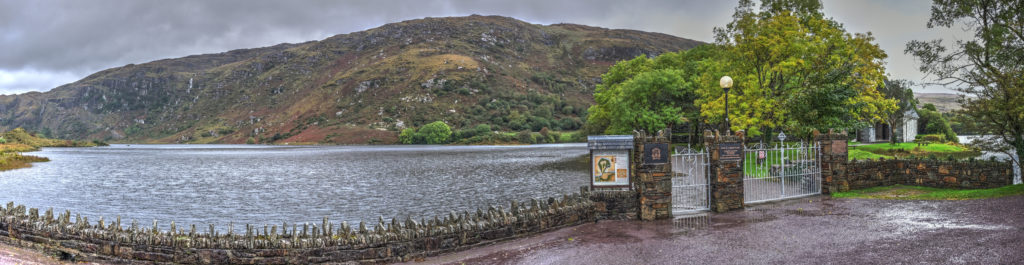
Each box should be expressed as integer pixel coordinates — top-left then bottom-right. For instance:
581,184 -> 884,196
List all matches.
0,0 -> 966,95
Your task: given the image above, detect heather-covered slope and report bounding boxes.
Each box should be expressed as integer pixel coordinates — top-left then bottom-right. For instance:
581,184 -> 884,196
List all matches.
0,15 -> 701,144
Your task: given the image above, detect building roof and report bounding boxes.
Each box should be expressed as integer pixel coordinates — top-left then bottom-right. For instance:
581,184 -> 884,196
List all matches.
587,135 -> 634,150
904,108 -> 919,120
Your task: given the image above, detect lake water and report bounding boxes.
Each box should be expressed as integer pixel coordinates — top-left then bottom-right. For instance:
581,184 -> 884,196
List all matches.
0,144 -> 589,232
958,135 -> 1021,184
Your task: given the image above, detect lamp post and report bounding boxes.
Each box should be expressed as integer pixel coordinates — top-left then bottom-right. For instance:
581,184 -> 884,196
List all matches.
720,76 -> 733,133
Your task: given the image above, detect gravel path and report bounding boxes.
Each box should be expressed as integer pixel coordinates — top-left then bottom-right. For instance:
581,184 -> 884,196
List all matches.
407,195 -> 1024,265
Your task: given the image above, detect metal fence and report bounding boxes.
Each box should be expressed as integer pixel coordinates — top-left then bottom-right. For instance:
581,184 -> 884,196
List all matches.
743,141 -> 822,204
671,147 -> 710,214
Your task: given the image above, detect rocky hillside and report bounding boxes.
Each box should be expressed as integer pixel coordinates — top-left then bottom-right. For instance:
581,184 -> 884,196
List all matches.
914,93 -> 961,113
0,15 -> 702,144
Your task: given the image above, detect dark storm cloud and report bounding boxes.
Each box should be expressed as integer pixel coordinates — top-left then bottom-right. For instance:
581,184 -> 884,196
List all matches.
0,0 -> 960,94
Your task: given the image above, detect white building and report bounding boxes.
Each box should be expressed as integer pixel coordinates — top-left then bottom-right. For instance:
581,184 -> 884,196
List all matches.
858,109 -> 919,143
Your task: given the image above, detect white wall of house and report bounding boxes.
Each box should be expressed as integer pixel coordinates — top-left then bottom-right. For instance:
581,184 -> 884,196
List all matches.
902,116 -> 918,142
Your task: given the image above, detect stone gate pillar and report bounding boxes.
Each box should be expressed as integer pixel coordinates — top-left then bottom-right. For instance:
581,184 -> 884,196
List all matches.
634,130 -> 672,220
706,130 -> 745,212
816,130 -> 849,194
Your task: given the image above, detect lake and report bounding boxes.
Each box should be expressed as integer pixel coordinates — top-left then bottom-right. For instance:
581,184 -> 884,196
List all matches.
0,144 -> 590,232
958,135 -> 1021,184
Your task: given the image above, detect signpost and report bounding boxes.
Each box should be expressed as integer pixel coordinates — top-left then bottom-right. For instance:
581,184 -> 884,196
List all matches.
720,142 -> 743,161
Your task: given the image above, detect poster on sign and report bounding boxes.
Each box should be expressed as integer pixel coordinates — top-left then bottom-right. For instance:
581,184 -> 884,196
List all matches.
592,149 -> 629,187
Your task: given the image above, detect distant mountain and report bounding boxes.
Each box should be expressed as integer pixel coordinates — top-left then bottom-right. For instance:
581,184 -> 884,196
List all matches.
915,93 -> 961,113
0,15 -> 702,144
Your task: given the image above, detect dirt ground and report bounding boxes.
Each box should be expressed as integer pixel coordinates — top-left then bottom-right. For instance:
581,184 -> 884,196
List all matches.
4,195 -> 1023,264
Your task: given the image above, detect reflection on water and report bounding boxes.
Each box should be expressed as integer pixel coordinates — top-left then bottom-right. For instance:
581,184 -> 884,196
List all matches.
672,213 -> 710,231
0,144 -> 588,232
878,203 -> 1012,235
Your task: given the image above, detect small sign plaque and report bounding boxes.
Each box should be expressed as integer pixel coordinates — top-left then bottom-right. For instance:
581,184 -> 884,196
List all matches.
720,142 -> 743,161
832,140 -> 847,155
643,143 -> 670,165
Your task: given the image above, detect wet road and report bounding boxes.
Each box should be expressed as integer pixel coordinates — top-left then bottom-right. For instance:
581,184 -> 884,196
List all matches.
409,195 -> 1024,265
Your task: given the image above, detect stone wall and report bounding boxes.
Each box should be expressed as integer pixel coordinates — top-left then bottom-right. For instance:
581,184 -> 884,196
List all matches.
634,130 -> 673,220
0,189 -> 595,264
589,190 -> 638,220
843,158 -> 1014,191
706,130 -> 745,212
816,131 -> 849,194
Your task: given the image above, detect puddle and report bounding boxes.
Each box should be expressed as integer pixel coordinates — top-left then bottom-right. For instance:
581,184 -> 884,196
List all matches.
878,204 -> 1012,235
672,213 -> 711,231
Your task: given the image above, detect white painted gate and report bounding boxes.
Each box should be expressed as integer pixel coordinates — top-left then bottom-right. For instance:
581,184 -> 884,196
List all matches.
671,147 -> 710,214
743,142 -> 822,203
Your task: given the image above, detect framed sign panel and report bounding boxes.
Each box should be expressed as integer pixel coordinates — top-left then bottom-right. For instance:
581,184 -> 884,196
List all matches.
643,143 -> 669,165
591,149 -> 630,187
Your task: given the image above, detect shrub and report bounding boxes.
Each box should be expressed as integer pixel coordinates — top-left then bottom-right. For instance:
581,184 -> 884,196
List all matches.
0,137 -> 6,144
474,124 -> 492,136
418,121 -> 451,144
399,128 -> 416,144
922,134 -> 943,142
528,116 -> 550,132
246,137 -> 256,144
517,131 -> 536,144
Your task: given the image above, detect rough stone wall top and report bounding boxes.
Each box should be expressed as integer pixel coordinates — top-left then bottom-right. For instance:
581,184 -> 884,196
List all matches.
0,189 -> 597,264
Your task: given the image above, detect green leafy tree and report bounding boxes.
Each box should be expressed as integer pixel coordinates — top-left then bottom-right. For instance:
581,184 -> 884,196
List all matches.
917,104 -> 958,142
878,79 -> 918,143
906,0 -> 1023,177
585,46 -> 712,134
708,0 -> 896,137
399,128 -> 416,144
417,121 -> 451,144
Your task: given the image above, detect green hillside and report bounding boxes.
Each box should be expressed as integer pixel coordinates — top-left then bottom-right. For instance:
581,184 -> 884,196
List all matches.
0,15 -> 702,144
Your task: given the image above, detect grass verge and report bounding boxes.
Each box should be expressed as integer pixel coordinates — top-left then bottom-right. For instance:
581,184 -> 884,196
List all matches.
848,149 -> 893,160
832,184 -> 1024,200
849,142 -> 980,161
0,153 -> 50,171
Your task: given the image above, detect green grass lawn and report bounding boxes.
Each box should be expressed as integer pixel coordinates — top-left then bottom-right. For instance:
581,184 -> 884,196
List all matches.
832,184 -> 1024,200
742,148 -> 818,177
848,149 -> 894,160
855,142 -> 966,153
849,142 -> 979,161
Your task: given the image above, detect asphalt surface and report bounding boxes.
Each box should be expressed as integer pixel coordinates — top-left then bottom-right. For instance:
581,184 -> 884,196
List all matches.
4,195 -> 1023,264
406,195 -> 1024,265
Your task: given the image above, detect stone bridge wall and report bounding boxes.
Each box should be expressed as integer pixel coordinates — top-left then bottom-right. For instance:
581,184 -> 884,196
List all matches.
0,188 -> 596,264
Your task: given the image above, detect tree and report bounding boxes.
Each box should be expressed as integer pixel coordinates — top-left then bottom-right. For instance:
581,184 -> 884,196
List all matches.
878,79 -> 918,143
399,128 -> 416,144
585,45 -> 713,134
709,0 -> 896,137
917,104 -> 958,142
906,0 -> 1023,175
417,121 -> 451,144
